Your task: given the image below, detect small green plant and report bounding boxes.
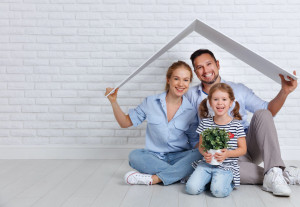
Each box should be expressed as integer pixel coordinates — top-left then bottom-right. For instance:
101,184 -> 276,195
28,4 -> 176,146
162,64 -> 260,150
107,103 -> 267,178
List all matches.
201,127 -> 230,152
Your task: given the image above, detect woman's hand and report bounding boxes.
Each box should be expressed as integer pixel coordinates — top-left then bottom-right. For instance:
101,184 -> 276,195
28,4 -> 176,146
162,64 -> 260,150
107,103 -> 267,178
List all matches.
105,88 -> 119,103
214,149 -> 228,162
203,151 -> 212,163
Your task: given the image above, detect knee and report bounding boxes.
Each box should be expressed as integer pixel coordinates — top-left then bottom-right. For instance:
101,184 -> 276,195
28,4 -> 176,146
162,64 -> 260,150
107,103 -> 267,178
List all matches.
185,182 -> 204,195
128,149 -> 143,165
210,185 -> 231,198
253,109 -> 272,121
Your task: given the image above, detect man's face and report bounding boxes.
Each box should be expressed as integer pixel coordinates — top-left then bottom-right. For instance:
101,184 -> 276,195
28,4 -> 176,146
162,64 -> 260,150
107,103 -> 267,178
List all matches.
193,53 -> 220,85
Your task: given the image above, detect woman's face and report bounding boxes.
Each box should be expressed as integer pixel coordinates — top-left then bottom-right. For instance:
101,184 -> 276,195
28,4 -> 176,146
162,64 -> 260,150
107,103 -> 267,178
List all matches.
167,67 -> 191,98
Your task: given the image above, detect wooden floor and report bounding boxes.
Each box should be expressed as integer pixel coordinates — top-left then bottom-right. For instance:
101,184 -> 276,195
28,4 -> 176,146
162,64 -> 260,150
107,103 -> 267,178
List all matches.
0,160 -> 299,207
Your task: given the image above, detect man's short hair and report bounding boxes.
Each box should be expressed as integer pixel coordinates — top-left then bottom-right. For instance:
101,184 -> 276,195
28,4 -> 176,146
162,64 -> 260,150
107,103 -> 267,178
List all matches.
190,49 -> 217,68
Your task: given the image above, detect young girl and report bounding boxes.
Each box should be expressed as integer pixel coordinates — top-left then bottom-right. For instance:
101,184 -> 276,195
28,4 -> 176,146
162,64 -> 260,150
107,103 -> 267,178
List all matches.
105,61 -> 202,186
186,83 -> 247,197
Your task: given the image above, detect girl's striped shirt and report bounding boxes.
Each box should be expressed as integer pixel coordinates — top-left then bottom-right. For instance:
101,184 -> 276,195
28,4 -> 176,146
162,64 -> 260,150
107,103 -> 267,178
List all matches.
192,117 -> 246,187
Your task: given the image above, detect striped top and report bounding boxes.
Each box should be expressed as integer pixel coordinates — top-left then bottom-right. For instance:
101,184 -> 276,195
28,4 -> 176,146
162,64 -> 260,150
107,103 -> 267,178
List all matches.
193,117 -> 246,187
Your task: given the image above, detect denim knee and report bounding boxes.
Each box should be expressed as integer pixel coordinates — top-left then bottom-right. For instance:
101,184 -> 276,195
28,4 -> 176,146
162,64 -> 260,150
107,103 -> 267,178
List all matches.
128,149 -> 143,166
185,183 -> 204,195
210,185 -> 232,198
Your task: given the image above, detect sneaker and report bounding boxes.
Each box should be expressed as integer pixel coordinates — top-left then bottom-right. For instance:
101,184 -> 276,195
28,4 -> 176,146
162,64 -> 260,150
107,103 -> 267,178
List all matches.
284,166 -> 300,185
262,167 -> 291,196
124,171 -> 153,185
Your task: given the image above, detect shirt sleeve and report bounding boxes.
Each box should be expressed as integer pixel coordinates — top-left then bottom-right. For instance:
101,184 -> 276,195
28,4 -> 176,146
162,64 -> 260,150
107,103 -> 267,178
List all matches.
196,120 -> 205,134
185,113 -> 200,148
128,97 -> 148,127
236,122 -> 246,138
241,84 -> 269,113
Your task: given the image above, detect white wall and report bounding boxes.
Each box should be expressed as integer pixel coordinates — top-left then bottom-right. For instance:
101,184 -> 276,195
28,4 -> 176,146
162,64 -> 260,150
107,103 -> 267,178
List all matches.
0,0 -> 299,159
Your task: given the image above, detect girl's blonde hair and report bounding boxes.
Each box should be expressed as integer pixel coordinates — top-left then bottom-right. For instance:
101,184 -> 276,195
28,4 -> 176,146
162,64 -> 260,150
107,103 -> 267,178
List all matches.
199,83 -> 242,120
165,61 -> 193,91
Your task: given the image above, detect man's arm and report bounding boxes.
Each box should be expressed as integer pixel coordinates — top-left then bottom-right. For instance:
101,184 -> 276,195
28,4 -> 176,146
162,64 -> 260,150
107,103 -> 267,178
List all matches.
268,71 -> 297,116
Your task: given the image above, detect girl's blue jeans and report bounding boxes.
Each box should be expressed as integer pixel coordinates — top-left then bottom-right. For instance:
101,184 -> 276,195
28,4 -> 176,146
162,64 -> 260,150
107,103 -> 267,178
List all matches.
186,162 -> 234,198
128,148 -> 202,186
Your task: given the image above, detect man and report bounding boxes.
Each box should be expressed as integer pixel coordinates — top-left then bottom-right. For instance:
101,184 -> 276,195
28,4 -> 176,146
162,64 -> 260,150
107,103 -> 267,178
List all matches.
185,49 -> 298,196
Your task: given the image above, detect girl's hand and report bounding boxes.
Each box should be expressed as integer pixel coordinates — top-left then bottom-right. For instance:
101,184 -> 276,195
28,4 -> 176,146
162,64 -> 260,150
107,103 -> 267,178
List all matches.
203,151 -> 212,163
105,88 -> 119,103
214,149 -> 228,162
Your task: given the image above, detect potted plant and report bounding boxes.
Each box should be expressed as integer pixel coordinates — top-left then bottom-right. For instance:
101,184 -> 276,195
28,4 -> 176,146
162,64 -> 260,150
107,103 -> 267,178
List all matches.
201,127 -> 233,165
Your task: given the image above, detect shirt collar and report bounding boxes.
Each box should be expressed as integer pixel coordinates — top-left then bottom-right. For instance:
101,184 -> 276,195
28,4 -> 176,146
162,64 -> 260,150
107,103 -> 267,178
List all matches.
156,91 -> 193,111
156,91 -> 167,104
197,77 -> 225,93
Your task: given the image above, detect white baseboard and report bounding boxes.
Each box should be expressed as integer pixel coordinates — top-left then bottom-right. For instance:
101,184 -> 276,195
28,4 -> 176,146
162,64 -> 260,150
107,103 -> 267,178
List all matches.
0,145 -> 299,160
0,145 -> 141,159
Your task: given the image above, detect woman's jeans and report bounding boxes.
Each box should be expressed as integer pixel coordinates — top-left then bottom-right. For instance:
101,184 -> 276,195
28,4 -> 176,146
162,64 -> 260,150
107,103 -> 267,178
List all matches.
128,148 -> 202,186
186,162 -> 234,198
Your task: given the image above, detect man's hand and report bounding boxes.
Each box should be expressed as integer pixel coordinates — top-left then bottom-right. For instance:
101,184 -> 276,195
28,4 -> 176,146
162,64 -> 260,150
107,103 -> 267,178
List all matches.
279,70 -> 297,95
268,71 -> 298,116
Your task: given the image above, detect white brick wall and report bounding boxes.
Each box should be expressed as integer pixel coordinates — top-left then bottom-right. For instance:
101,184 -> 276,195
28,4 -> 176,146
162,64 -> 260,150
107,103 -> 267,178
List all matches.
1,0 -> 300,159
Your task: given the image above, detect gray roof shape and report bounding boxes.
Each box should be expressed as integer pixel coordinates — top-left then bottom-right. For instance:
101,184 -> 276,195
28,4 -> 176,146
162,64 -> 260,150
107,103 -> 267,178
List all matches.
106,19 -> 297,97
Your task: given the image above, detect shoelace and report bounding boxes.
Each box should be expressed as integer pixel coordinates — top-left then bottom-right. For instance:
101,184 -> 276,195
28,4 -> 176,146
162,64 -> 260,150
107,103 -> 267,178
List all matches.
272,170 -> 287,185
133,174 -> 153,185
285,166 -> 300,185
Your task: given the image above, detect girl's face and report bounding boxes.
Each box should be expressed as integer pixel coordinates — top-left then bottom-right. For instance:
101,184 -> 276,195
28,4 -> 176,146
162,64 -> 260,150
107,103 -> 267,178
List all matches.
210,90 -> 233,117
167,67 -> 191,98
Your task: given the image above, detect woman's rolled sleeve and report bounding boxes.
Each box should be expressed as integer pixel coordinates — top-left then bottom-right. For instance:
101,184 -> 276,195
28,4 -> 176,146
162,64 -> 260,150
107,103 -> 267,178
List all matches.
128,98 -> 148,127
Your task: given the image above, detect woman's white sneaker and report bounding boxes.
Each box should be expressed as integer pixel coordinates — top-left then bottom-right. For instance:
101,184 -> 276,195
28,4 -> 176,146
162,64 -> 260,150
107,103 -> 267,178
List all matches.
262,167 -> 291,196
124,171 -> 153,185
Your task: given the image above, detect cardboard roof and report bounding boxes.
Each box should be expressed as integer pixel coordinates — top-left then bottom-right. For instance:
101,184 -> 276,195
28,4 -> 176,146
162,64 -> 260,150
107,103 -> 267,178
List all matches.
106,19 -> 297,97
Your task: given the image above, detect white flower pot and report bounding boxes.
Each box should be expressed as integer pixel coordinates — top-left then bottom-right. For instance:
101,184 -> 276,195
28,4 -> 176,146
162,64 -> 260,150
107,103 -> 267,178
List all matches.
208,149 -> 223,165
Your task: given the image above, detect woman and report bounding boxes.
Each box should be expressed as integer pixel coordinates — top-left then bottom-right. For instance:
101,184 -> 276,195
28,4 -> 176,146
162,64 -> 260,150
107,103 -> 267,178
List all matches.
105,61 -> 202,186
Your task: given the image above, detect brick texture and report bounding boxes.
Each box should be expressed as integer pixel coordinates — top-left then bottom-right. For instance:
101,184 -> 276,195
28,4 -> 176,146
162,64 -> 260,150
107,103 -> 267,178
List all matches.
0,1 -> 299,149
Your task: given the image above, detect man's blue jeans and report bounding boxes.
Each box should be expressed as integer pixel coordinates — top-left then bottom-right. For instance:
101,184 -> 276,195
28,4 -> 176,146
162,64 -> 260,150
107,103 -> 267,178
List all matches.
186,162 -> 234,198
128,148 -> 202,186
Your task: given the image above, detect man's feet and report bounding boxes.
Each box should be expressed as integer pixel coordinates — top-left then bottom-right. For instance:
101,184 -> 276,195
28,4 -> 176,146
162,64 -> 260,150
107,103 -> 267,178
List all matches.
262,167 -> 291,196
284,166 -> 300,185
124,171 -> 153,185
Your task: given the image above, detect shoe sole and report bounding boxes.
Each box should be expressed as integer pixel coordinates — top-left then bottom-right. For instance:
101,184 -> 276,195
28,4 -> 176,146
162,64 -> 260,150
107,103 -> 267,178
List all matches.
262,186 -> 291,197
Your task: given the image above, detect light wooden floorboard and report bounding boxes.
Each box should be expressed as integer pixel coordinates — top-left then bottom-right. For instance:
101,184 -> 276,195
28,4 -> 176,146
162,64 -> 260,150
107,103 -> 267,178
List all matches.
30,160 -> 103,207
206,190 -> 237,207
0,159 -> 299,207
90,160 -> 133,207
178,188 -> 207,207
148,184 -> 180,207
0,160 -> 64,206
2,160 -> 84,207
231,185 -> 265,207
61,159 -> 123,207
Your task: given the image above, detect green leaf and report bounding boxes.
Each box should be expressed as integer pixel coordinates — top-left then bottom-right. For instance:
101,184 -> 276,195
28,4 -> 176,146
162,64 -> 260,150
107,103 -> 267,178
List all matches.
201,127 -> 230,150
